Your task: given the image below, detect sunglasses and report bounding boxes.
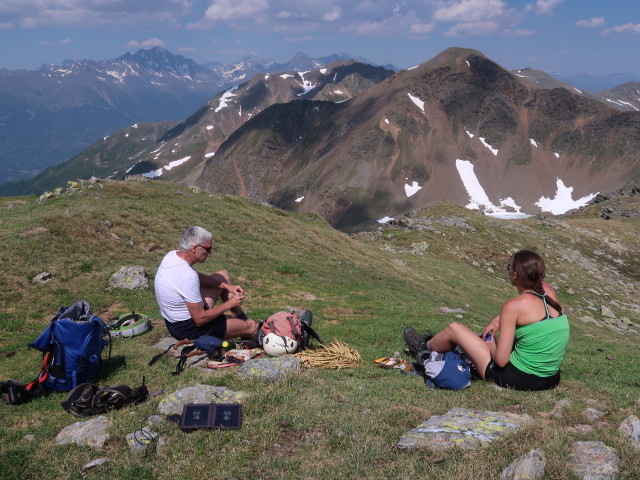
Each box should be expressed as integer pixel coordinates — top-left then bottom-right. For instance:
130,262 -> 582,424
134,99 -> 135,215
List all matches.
196,245 -> 212,253
505,262 -> 511,271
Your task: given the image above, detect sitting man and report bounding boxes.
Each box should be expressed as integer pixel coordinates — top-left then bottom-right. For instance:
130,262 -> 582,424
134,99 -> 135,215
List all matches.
155,225 -> 258,342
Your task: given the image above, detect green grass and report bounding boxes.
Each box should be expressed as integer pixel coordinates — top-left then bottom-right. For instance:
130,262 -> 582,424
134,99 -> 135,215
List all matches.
1,180 -> 639,479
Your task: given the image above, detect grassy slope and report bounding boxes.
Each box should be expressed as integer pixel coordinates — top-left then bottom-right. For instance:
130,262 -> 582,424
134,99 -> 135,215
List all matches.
0,180 -> 638,480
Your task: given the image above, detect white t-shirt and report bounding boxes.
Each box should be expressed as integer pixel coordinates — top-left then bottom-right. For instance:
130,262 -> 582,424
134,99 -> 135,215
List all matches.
155,251 -> 202,323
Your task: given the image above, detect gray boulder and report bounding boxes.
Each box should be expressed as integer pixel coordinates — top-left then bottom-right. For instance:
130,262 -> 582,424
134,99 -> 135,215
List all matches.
619,415 -> 640,449
397,407 -> 533,450
108,266 -> 149,290
236,356 -> 302,382
568,441 -> 619,480
157,384 -> 248,416
55,416 -> 112,450
500,449 -> 546,480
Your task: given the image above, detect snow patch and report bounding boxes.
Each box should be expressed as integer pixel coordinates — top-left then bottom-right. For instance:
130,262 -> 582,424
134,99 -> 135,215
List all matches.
466,60 -> 470,67
378,216 -> 394,224
404,181 -> 422,198
296,71 -> 317,96
407,66 -> 418,70
204,152 -> 215,158
554,152 -> 560,158
132,123 -> 138,128
334,89 -> 343,94
455,159 -> 530,218
465,128 -> 474,139
320,68 -> 327,74
479,137 -> 498,156
141,156 -> 192,178
407,93 -> 425,113
535,178 -> 598,215
384,118 -> 389,124
295,196 -> 304,203
280,74 -> 294,79
264,74 -> 269,80
215,86 -> 239,112
530,139 -> 538,148
206,125 -> 213,130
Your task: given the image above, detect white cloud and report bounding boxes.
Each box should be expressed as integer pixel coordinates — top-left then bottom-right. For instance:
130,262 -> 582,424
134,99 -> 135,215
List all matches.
125,38 -> 166,49
410,22 -> 436,34
575,17 -> 605,28
1,0 -> 192,29
322,6 -> 342,22
526,0 -> 564,16
203,0 -> 269,23
602,23 -> 640,36
445,20 -> 500,36
434,0 -> 508,23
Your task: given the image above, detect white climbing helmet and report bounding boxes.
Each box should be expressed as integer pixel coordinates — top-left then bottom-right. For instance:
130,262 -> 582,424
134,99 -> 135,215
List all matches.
262,333 -> 299,356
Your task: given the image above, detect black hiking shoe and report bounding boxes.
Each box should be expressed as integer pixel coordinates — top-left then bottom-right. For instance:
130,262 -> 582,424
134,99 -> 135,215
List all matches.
403,327 -> 424,357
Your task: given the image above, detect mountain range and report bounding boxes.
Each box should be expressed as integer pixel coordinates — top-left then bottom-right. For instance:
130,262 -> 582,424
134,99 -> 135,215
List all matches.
2,47 -> 640,232
0,47 -> 370,185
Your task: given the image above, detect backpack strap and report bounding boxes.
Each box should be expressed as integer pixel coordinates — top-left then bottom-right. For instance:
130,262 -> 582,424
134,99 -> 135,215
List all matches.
286,315 -> 303,344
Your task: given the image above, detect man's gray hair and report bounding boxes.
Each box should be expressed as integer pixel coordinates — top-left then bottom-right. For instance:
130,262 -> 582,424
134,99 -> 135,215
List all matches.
179,226 -> 212,252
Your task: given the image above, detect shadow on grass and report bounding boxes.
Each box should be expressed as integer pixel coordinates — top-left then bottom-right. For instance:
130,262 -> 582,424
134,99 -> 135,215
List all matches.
99,354 -> 127,380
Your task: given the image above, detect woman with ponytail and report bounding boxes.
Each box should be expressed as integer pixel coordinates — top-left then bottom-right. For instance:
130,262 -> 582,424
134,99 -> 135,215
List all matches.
405,250 -> 570,390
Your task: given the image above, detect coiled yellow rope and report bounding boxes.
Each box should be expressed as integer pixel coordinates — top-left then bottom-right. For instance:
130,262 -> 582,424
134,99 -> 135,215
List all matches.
295,339 -> 361,369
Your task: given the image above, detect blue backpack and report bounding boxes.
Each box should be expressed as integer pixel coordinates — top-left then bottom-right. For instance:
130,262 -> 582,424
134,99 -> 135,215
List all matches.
415,349 -> 471,390
29,301 -> 109,392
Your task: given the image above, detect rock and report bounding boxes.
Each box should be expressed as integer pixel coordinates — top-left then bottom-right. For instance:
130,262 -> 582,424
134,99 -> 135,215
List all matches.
126,426 -> 162,454
601,305 -> 616,319
438,306 -> 464,314
108,266 -> 149,290
548,397 -> 572,418
23,434 -> 36,442
82,458 -> 109,471
583,408 -> 606,422
618,415 -> 640,449
500,448 -> 546,480
397,408 -> 533,450
31,272 -> 54,284
55,416 -> 112,450
568,441 -> 619,480
157,384 -> 248,416
146,415 -> 165,426
236,356 -> 302,382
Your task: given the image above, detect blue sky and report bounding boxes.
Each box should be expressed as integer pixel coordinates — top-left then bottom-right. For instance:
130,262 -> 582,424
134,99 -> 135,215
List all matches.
0,0 -> 638,77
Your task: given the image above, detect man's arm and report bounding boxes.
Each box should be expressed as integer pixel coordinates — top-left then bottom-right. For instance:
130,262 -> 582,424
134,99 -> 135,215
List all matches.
185,293 -> 244,327
197,272 -> 244,295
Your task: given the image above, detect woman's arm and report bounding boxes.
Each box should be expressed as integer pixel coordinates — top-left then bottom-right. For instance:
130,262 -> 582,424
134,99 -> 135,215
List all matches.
492,301 -> 517,367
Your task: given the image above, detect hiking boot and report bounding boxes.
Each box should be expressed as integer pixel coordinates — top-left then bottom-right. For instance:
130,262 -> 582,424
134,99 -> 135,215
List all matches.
403,327 -> 424,357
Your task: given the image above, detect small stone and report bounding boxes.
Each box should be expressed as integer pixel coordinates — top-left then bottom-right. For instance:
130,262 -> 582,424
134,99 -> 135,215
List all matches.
618,415 -> 640,449
583,408 -> 606,422
500,448 -> 546,480
568,441 -> 619,480
23,435 -> 36,442
82,458 -> 109,471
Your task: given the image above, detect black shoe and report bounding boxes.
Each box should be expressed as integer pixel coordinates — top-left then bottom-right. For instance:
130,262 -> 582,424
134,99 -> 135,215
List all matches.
403,327 -> 424,357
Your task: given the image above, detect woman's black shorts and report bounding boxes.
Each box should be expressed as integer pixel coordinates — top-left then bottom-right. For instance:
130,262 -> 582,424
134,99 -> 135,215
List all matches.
485,361 -> 560,391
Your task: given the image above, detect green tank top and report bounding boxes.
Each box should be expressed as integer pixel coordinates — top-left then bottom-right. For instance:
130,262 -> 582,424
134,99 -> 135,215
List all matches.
509,294 -> 570,377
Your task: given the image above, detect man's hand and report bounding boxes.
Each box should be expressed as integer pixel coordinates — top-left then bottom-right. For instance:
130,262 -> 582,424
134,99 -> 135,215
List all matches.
221,282 -> 244,295
225,292 -> 245,310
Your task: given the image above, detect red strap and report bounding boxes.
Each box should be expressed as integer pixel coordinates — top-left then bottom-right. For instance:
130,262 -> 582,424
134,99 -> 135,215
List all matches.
26,352 -> 50,391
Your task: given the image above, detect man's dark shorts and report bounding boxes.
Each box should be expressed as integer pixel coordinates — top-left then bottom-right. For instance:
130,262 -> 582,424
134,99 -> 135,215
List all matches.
485,361 -> 560,391
165,314 -> 227,341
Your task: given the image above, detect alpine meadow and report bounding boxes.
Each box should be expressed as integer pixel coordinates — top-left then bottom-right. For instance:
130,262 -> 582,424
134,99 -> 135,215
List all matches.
0,179 -> 639,479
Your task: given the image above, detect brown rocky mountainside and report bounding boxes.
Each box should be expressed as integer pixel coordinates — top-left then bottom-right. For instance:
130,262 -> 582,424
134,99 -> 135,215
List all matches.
194,48 -> 640,231
119,60 -> 394,185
